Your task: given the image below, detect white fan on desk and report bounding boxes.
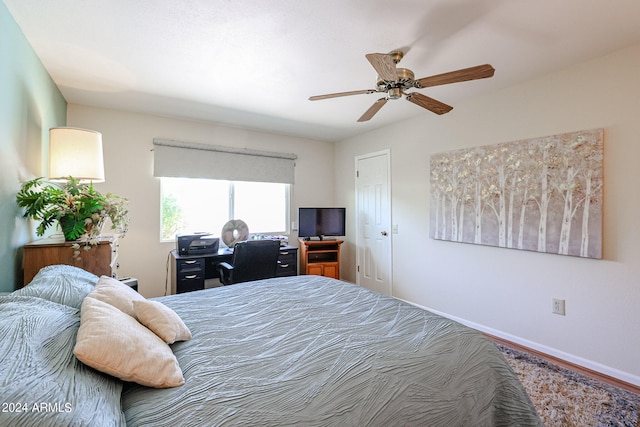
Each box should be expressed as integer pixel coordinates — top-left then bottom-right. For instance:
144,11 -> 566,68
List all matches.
221,219 -> 249,248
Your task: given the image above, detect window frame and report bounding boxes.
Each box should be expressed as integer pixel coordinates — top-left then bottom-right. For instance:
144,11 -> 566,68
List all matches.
159,177 -> 291,243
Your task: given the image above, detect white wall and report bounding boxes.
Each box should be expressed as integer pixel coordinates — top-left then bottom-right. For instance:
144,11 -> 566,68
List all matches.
335,44 -> 640,385
67,105 -> 335,297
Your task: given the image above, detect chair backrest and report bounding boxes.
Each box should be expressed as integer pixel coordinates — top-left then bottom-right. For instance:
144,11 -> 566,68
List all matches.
230,240 -> 281,283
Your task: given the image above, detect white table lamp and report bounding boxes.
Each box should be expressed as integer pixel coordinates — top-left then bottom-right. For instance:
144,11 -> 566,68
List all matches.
48,127 -> 105,182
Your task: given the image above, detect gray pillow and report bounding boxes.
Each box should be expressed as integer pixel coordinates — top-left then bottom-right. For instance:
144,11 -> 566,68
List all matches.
14,264 -> 98,309
0,295 -> 126,425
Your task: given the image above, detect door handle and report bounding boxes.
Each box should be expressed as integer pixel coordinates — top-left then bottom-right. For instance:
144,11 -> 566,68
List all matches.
381,231 -> 388,236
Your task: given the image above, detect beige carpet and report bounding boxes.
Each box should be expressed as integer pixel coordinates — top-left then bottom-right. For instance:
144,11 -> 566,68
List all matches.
497,344 -> 639,426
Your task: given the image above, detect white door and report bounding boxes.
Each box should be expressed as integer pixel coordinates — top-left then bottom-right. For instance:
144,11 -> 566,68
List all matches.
355,150 -> 392,295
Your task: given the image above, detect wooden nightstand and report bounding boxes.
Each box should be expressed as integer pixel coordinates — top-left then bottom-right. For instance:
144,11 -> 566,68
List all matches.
22,236 -> 119,286
119,277 -> 138,292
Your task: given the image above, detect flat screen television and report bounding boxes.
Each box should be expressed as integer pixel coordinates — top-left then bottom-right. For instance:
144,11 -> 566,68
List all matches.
298,207 -> 346,240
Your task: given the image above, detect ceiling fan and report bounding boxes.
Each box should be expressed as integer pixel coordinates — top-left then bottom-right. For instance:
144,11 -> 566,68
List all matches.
309,51 -> 495,122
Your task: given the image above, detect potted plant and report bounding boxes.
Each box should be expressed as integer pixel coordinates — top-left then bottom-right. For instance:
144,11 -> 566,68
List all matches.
16,177 -> 129,253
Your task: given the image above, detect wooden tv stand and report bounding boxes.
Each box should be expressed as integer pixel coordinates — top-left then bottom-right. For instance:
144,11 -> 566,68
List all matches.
298,238 -> 343,279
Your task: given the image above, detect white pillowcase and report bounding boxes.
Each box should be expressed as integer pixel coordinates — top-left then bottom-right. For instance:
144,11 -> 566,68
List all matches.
73,296 -> 184,388
133,299 -> 192,344
90,275 -> 145,318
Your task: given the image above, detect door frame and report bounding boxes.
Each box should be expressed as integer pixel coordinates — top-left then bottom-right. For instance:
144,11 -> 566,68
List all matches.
354,149 -> 392,294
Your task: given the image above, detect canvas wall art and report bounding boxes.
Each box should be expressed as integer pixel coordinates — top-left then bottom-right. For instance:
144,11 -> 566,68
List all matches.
429,129 -> 603,258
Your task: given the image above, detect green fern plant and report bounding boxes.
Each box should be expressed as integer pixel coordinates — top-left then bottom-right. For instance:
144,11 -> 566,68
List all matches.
16,177 -> 129,245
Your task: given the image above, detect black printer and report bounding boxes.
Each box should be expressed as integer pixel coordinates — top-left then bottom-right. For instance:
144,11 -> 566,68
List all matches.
176,233 -> 220,256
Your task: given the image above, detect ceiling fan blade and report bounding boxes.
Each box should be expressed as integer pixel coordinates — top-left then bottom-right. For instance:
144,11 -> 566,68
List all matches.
357,98 -> 388,122
365,53 -> 398,82
309,89 -> 378,101
406,92 -> 453,115
415,64 -> 495,88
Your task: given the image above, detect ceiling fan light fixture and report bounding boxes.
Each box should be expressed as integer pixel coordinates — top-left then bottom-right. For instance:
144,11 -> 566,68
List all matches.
387,87 -> 402,100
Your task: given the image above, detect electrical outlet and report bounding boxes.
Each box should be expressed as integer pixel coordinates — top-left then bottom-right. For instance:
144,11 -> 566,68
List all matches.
552,298 -> 566,316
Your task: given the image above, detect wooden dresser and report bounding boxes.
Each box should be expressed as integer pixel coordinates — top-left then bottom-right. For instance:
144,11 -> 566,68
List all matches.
22,236 -> 119,286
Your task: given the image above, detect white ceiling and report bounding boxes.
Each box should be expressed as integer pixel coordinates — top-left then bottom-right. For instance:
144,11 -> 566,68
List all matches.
5,0 -> 640,141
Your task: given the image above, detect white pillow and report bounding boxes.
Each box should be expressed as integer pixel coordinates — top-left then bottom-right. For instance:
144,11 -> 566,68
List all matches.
133,299 -> 192,344
90,275 -> 145,318
73,296 -> 185,388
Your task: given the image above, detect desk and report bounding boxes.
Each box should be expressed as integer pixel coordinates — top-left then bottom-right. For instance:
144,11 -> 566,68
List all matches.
170,245 -> 297,294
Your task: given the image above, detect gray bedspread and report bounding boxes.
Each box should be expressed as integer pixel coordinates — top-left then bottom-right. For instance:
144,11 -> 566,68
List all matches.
0,266 -> 126,426
123,275 -> 541,426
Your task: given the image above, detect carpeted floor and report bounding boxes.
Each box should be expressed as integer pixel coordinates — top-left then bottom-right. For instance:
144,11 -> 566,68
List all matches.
496,343 -> 640,426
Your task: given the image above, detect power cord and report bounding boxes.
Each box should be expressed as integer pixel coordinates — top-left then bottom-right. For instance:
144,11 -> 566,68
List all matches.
164,250 -> 172,296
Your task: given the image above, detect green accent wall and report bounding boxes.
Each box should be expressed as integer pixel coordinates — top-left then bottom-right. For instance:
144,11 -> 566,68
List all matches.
0,2 -> 67,292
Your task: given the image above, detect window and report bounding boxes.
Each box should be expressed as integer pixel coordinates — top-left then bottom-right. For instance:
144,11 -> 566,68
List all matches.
161,177 -> 289,241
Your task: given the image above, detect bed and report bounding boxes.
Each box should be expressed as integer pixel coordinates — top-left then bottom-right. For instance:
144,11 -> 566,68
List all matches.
0,265 -> 541,426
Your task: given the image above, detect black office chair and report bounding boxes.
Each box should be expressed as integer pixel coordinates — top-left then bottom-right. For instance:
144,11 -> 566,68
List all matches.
216,240 -> 281,285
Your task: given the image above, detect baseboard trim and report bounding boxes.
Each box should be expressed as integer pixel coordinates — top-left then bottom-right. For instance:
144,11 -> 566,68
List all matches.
399,299 -> 640,392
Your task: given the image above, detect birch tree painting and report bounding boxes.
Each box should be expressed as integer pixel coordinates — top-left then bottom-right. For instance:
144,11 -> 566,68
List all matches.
429,129 -> 603,258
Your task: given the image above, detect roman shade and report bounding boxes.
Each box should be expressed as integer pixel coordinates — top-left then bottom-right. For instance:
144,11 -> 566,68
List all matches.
153,139 -> 297,184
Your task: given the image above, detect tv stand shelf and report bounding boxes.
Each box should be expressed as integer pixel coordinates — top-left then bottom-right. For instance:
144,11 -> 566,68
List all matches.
298,238 -> 343,279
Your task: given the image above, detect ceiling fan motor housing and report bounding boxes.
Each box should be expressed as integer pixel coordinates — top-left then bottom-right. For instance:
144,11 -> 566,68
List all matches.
376,68 -> 415,98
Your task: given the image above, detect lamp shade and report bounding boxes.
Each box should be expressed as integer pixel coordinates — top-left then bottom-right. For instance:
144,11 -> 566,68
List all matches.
48,127 -> 105,182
